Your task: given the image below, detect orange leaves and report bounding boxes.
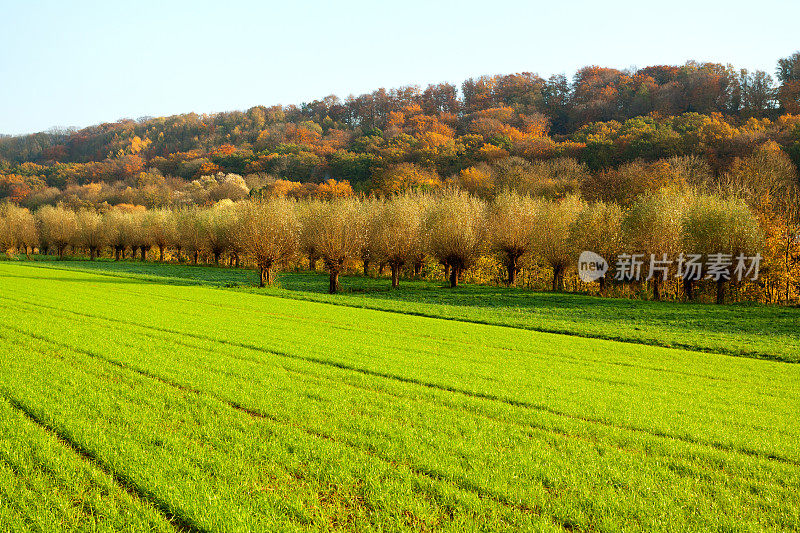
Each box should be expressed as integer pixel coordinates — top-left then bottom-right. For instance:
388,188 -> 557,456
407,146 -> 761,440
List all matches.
210,144 -> 237,157
284,123 -> 322,146
128,136 -> 152,155
477,143 -> 508,161
451,165 -> 494,197
375,163 -> 441,194
260,178 -> 353,200
0,174 -> 33,203
778,80 -> 800,114
197,161 -> 222,177
315,179 -> 354,199
407,114 -> 454,137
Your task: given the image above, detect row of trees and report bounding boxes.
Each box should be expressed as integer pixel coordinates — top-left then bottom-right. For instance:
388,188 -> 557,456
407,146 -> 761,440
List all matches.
0,189 -> 765,302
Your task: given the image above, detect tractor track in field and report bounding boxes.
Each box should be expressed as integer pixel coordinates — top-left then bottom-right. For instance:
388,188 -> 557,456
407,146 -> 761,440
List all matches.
0,323 -> 571,530
2,294 -> 799,471
8,270 -> 796,396
105,283 -> 748,386
0,391 -> 209,533
3,328 -> 797,533
9,293 -> 798,458
3,285 -> 794,404
14,274 -> 763,385
2,313 -> 795,497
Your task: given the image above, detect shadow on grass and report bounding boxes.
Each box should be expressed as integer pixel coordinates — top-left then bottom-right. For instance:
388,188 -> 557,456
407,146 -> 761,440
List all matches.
7,257 -> 800,362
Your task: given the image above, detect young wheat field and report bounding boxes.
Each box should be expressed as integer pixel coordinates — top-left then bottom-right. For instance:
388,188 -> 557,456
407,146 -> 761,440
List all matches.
1,261 -> 799,532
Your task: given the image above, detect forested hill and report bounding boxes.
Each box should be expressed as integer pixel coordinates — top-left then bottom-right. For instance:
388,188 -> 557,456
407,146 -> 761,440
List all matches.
1,53 -> 800,208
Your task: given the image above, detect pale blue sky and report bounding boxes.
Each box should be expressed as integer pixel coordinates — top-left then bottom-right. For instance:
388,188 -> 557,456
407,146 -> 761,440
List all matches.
1,0 -> 798,135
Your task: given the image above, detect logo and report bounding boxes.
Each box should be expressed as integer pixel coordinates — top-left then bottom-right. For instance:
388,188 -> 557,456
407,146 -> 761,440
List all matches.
578,251 -> 608,282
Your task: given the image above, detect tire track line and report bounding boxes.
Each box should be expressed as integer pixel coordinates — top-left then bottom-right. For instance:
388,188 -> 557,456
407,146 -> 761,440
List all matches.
1,295 -> 798,469
0,323 -> 567,530
0,391 -> 208,533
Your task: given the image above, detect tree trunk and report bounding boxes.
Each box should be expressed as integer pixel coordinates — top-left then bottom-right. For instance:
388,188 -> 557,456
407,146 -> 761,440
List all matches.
716,279 -> 726,304
391,264 -> 400,289
443,262 -> 450,282
379,262 -> 386,276
552,265 -> 564,292
449,266 -> 460,288
413,262 -> 422,276
363,259 -> 369,276
234,254 -> 239,268
213,252 -> 220,265
115,247 -> 120,261
140,247 -> 146,261
58,246 -> 64,260
309,255 -> 317,271
652,278 -> 661,301
159,245 -> 165,262
683,278 -> 694,301
89,248 -> 96,260
329,269 -> 340,294
259,266 -> 272,287
507,256 -> 518,286
599,275 -> 606,294
193,251 -> 199,265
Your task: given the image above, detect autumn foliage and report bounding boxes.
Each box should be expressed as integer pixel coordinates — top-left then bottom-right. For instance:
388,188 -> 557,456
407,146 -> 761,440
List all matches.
1,52 -> 799,302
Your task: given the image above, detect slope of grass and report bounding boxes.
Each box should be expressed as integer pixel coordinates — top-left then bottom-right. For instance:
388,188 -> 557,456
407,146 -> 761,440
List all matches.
0,261 -> 798,531
24,258 -> 800,362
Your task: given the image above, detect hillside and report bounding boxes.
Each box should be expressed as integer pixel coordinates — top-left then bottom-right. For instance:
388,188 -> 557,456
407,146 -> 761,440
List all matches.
1,53 -> 800,209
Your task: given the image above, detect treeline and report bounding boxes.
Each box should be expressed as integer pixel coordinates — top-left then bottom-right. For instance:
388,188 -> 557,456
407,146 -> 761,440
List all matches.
1,54 -> 800,207
0,188 -> 777,303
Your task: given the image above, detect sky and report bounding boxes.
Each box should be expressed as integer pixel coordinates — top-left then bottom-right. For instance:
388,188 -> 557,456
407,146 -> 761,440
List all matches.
1,0 -> 799,136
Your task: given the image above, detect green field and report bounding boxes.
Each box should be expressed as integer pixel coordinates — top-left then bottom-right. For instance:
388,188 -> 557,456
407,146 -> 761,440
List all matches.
26,258 -> 800,362
1,261 -> 799,531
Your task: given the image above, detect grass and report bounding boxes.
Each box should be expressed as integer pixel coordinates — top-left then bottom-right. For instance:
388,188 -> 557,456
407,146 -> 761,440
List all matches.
0,260 -> 799,531
25,257 -> 800,362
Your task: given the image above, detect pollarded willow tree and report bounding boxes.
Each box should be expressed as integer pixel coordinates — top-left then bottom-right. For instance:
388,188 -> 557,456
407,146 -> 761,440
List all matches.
532,195 -> 585,292
623,187 -> 689,300
571,200 -> 624,292
76,209 -> 105,260
127,210 -> 151,261
176,207 -> 205,264
489,190 -> 539,286
202,201 -> 239,265
102,209 -> 132,260
369,193 -> 426,289
145,209 -> 178,262
223,204 -> 245,267
297,201 -> 321,271
201,208 -> 224,265
237,198 -> 300,286
426,189 -> 487,288
1,204 -> 37,257
301,198 -> 366,293
0,216 -> 13,255
36,205 -> 77,259
682,193 -> 763,304
359,197 -> 380,276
